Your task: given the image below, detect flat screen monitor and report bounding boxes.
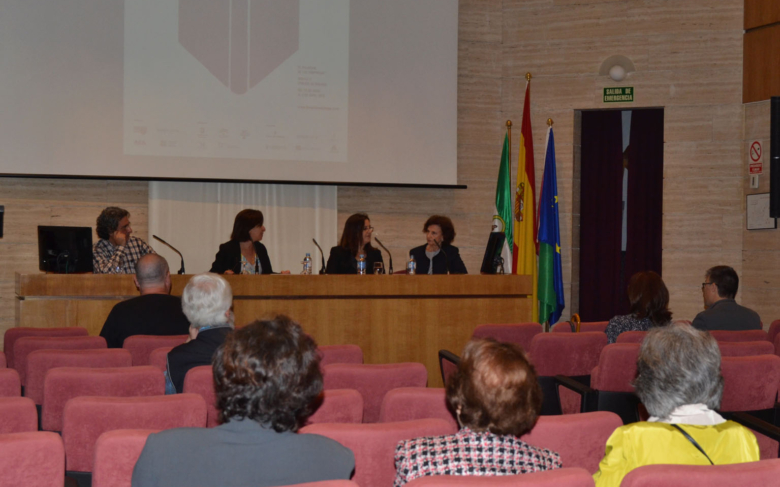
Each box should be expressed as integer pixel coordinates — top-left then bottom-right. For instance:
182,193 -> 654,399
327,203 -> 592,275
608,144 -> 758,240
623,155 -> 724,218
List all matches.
480,232 -> 506,275
37,226 -> 93,273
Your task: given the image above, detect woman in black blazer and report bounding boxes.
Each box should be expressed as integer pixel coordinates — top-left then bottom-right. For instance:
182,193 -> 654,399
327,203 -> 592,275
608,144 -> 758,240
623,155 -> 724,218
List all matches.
409,215 -> 467,274
210,209 -> 274,275
326,213 -> 384,274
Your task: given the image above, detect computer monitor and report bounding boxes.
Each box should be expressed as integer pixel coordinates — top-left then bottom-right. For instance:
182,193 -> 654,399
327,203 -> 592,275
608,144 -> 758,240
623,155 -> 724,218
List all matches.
480,232 -> 506,274
37,226 -> 94,273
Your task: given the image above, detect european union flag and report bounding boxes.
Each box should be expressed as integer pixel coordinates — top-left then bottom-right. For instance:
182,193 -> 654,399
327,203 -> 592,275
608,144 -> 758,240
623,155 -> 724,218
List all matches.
537,127 -> 565,325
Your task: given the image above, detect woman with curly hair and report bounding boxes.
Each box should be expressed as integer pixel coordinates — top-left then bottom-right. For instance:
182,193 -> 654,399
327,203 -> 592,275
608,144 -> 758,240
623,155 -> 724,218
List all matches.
408,215 -> 468,274
132,315 -> 355,487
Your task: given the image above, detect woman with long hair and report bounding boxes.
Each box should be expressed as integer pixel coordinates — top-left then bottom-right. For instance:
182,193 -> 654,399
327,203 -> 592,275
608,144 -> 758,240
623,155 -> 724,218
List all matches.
325,213 -> 384,274
605,270 -> 672,343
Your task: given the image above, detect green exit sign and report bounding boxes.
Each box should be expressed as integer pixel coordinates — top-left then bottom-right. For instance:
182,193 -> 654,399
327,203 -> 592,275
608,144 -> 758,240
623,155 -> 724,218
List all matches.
603,87 -> 634,103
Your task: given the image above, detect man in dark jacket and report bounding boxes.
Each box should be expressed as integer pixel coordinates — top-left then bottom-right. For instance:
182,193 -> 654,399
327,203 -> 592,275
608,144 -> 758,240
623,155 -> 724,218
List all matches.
692,265 -> 761,332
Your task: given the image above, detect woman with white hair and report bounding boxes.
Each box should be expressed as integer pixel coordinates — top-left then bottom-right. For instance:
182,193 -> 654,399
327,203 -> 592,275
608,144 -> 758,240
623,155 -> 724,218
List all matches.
165,273 -> 234,393
593,323 -> 759,486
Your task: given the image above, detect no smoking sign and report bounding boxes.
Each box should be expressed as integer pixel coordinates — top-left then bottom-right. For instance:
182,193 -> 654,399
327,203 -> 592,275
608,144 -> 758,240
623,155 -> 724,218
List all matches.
749,140 -> 763,175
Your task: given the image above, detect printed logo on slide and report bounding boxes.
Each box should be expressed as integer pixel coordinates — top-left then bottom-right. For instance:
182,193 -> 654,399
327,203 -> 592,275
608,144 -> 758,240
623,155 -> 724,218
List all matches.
179,0 -> 300,95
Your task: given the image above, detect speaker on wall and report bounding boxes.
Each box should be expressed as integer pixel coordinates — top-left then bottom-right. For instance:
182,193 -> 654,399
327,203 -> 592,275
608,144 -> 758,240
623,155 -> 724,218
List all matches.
771,97 -> 780,218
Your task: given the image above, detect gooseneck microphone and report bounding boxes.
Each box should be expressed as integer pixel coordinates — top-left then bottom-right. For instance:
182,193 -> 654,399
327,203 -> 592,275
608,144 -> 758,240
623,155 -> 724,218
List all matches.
152,235 -> 185,274
373,237 -> 393,275
434,240 -> 450,275
312,239 -> 326,274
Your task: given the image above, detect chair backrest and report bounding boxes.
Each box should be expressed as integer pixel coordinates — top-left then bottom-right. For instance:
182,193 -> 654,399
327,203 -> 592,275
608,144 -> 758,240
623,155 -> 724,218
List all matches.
551,321 -> 609,333
378,387 -> 458,429
14,336 -> 107,385
472,323 -> 543,352
438,350 -> 460,386
182,365 -> 219,427
62,394 -> 207,473
0,432 -> 64,486
287,483 -> 360,487
404,469 -> 596,487
529,333 -> 608,376
720,355 -> 780,411
615,331 -> 647,344
0,397 -> 38,434
590,343 -> 640,393
318,345 -> 364,366
322,363 -> 428,423
0,368 -> 21,397
25,349 -> 133,405
122,335 -> 188,366
148,347 -> 173,371
0,351 -> 6,368
620,459 -> 780,487
306,389 -> 364,425
718,341 -> 775,357
4,326 -> 88,368
521,412 -> 623,473
42,366 -> 165,432
92,429 -> 158,487
709,330 -> 769,342
301,419 -> 457,487
769,320 -> 780,346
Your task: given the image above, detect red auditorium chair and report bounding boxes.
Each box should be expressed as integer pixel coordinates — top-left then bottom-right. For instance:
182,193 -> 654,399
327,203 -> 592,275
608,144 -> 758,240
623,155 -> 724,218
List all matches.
522,411 -> 622,473
620,459 -> 780,487
287,482 -> 360,487
148,346 -> 173,371
718,341 -> 774,357
4,326 -> 88,369
528,332 -> 608,415
322,362 -> 428,423
557,344 -> 641,424
709,329 -> 769,342
62,394 -> 207,475
182,365 -> 219,427
437,350 -> 459,386
122,335 -> 188,366
0,351 -> 6,368
306,389 -> 364,425
378,387 -> 458,429
551,321 -> 609,333
0,368 -> 22,396
14,335 -> 106,386
615,331 -> 646,344
41,366 -> 165,432
318,344 -> 364,366
768,319 -> 780,345
405,469 -> 595,487
0,397 -> 38,433
92,429 -> 157,487
471,323 -> 543,352
25,349 -> 132,405
0,432 -> 64,487
301,419 -> 457,487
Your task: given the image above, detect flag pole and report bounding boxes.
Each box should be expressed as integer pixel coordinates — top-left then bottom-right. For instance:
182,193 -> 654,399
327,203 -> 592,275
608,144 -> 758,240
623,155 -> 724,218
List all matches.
506,120 -> 512,169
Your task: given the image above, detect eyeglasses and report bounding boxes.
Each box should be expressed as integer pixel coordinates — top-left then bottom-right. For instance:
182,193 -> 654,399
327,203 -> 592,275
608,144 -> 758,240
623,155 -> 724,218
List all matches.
701,282 -> 715,288
363,226 -> 374,231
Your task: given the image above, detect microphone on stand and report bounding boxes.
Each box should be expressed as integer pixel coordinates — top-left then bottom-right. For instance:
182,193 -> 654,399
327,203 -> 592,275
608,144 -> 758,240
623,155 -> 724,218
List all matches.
374,236 -> 393,275
434,240 -> 450,275
312,239 -> 326,275
152,235 -> 185,275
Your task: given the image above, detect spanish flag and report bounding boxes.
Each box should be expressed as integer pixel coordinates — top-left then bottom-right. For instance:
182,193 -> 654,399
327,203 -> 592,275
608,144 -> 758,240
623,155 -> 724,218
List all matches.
512,78 -> 538,322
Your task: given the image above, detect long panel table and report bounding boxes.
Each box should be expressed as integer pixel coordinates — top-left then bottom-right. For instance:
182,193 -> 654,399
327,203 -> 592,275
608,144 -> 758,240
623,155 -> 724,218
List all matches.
15,273 -> 532,387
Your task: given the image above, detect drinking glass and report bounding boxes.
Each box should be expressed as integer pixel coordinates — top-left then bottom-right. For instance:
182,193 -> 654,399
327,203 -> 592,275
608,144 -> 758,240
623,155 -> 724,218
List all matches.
373,262 -> 384,275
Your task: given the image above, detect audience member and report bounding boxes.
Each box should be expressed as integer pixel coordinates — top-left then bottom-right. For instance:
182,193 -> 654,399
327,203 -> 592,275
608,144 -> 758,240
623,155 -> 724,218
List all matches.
165,273 -> 234,393
92,206 -> 155,274
132,315 -> 355,487
394,338 -> 561,486
593,324 -> 759,486
99,254 -> 190,348
692,265 -> 761,331
605,271 -> 672,343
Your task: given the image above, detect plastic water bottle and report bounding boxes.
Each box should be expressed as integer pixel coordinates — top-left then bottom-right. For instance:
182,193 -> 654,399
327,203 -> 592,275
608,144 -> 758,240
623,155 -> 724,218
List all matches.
357,255 -> 367,275
407,255 -> 416,275
301,253 -> 312,275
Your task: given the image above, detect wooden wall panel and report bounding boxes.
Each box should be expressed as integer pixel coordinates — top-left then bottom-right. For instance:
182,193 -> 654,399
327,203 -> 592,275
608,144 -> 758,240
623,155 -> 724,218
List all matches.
745,0 -> 780,30
744,25 -> 780,103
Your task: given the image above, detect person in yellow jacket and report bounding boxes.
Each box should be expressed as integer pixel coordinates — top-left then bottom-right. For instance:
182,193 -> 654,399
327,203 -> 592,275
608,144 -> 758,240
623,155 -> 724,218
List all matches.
593,323 -> 760,487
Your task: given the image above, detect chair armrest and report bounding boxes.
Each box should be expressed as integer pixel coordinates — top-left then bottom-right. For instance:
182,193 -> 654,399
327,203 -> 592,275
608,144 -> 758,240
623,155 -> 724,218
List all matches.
721,411 -> 780,445
555,375 -> 595,395
438,350 -> 460,386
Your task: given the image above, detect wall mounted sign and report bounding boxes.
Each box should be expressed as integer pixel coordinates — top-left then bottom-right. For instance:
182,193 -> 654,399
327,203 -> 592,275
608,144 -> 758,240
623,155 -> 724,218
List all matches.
603,87 -> 634,103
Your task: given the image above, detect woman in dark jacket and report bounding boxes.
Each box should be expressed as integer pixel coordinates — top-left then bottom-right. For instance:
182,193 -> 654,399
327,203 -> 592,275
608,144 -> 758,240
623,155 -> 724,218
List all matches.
409,215 -> 467,274
326,213 -> 383,274
210,209 -> 274,275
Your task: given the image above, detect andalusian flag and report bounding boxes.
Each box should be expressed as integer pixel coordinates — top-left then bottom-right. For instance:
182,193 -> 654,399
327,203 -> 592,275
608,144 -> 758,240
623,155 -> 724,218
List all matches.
494,133 -> 513,270
538,126 -> 565,325
513,79 -> 538,322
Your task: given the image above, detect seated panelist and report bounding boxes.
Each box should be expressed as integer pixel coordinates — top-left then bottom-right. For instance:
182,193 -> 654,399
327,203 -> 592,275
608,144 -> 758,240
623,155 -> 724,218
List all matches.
326,213 -> 383,274
210,209 -> 274,275
409,215 -> 467,274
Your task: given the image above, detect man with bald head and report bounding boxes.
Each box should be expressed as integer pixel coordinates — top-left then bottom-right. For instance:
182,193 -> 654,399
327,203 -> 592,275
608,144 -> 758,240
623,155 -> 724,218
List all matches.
100,254 -> 191,348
